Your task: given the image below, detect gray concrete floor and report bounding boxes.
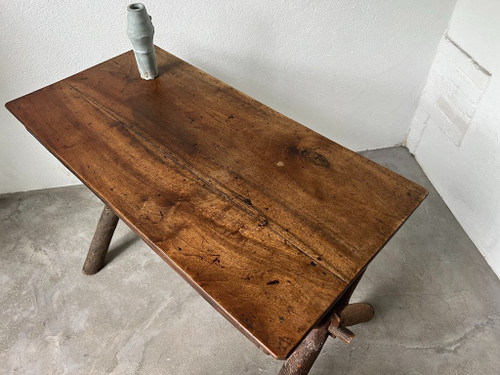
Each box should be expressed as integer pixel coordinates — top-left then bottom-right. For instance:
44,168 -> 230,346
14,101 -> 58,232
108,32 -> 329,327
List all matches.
1,147 -> 499,375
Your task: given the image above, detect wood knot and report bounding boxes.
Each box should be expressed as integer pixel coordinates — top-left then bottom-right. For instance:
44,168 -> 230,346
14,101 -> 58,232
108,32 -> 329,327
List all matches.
300,149 -> 330,168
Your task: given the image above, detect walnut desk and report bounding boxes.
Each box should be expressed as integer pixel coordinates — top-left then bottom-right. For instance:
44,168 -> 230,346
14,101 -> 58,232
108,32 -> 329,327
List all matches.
6,46 -> 427,374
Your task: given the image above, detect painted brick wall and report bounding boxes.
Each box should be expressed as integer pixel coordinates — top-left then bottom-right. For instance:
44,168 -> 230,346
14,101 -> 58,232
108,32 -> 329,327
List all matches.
407,36 -> 490,151
406,0 -> 500,277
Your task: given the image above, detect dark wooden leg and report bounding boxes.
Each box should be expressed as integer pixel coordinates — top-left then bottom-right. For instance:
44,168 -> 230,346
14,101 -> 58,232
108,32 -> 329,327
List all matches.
278,318 -> 330,375
278,270 -> 373,375
82,205 -> 119,275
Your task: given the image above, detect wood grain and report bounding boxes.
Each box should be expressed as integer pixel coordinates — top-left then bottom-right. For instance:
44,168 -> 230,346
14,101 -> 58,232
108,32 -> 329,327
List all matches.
5,46 -> 427,359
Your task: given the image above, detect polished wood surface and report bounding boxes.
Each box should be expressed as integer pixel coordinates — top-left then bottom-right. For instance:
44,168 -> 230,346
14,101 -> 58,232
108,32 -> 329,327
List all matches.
6,46 -> 427,359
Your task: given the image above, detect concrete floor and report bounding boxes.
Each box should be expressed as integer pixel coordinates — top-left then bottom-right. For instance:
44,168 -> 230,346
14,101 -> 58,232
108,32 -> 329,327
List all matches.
1,147 -> 499,375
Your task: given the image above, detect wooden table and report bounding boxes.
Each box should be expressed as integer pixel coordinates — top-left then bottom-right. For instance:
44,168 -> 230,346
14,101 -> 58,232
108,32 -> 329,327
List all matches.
6,46 -> 427,374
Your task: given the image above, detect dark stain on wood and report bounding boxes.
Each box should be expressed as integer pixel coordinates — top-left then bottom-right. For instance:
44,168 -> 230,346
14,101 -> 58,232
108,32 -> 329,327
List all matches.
300,148 -> 330,168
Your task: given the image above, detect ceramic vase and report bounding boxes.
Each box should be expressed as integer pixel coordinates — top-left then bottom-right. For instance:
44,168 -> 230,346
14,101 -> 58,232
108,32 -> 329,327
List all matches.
127,3 -> 158,80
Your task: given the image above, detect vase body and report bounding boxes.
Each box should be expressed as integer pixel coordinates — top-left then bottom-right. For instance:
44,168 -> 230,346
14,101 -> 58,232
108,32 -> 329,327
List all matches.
127,3 -> 158,80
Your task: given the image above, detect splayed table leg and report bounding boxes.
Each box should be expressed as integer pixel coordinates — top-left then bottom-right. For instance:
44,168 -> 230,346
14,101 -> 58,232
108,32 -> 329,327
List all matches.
82,205 -> 119,275
278,271 -> 374,375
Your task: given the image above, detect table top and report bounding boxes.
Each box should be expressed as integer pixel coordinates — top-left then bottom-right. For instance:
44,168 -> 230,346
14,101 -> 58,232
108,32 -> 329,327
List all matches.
6,46 -> 427,359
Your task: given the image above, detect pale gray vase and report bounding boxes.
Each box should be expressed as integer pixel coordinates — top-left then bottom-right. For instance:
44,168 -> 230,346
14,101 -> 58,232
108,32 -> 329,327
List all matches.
127,3 -> 158,80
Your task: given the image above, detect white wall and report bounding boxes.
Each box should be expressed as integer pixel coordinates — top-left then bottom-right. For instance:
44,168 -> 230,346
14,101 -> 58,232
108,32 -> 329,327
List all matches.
407,0 -> 500,277
0,0 -> 457,194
